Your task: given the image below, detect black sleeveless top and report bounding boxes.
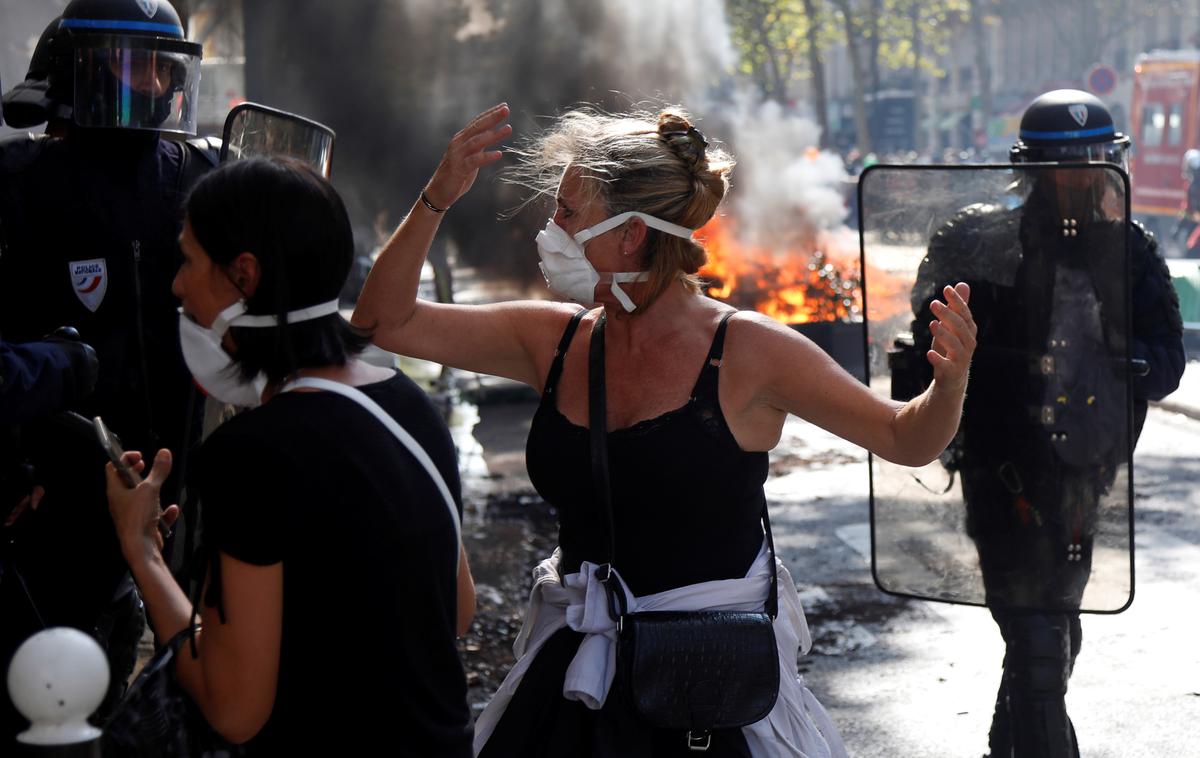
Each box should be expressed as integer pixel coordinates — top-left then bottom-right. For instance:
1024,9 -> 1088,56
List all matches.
526,310 -> 769,597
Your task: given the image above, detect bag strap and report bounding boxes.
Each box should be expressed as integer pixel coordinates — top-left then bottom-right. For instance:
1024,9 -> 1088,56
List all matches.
588,314 -> 616,565
283,376 -> 462,572
587,314 -> 778,620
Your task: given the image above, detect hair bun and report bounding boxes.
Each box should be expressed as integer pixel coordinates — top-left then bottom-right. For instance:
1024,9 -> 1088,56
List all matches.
657,110 -> 708,171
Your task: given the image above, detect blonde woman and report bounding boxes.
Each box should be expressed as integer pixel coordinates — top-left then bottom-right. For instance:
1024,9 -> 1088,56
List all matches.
355,103 -> 975,757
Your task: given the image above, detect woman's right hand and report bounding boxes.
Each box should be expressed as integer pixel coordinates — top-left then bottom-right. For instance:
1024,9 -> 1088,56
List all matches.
106,449 -> 179,565
422,103 -> 511,211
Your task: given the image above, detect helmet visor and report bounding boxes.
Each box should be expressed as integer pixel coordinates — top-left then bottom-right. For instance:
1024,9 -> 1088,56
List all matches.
1012,137 -> 1131,173
72,35 -> 201,134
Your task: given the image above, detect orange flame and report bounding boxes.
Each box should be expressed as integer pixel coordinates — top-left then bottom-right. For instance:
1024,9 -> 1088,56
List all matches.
695,216 -> 914,325
696,216 -> 862,324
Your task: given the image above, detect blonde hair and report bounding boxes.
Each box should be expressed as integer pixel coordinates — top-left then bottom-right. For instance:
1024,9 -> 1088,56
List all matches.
508,105 -> 734,310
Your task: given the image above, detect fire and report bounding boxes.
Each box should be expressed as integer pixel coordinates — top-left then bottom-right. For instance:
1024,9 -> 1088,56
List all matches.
696,216 -> 861,324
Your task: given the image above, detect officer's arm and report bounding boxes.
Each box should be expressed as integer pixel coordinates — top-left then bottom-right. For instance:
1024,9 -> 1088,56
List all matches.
0,340 -> 73,425
1129,226 -> 1186,402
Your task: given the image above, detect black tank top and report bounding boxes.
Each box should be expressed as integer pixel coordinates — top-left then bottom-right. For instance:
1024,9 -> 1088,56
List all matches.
526,310 -> 769,597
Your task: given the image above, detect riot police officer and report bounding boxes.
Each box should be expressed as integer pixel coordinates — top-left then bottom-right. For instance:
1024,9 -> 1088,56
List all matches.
1,78 -> 100,524
1174,149 -> 1200,257
906,90 -> 1185,757
0,73 -> 99,429
0,0 -> 218,741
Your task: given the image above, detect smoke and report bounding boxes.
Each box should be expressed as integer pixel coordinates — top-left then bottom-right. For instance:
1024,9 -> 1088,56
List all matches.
714,95 -> 851,250
454,0 -> 507,42
239,0 -> 844,287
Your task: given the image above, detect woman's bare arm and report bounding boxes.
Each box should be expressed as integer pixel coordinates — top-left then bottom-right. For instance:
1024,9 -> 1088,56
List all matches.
730,284 -> 975,465
107,451 -> 283,745
353,104 -> 563,383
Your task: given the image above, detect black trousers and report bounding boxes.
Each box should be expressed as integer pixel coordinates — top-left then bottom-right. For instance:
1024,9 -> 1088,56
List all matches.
961,461 -> 1098,758
986,610 -> 1082,758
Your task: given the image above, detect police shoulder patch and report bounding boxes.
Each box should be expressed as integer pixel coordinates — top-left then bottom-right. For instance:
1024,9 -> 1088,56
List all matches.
69,259 -> 108,312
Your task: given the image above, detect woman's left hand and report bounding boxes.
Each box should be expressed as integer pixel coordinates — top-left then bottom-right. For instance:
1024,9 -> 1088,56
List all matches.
926,282 -> 976,389
106,449 -> 179,564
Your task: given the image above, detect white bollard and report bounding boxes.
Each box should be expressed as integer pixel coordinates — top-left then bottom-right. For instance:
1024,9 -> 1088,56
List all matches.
6,627 -> 109,755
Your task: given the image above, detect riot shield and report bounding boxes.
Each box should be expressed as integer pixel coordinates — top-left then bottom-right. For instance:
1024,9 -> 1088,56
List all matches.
220,102 -> 336,177
859,164 -> 1134,613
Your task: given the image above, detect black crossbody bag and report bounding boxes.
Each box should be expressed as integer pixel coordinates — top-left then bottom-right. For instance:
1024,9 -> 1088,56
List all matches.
587,314 -> 780,752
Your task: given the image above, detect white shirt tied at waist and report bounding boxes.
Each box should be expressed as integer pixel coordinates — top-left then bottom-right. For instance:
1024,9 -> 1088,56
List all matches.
472,540 -> 848,758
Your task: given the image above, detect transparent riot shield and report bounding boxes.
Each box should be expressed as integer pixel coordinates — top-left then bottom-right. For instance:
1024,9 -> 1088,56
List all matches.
859,164 -> 1134,613
220,102 -> 336,177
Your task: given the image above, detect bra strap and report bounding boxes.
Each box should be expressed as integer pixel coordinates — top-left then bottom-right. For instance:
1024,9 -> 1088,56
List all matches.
541,308 -> 589,400
693,311 -> 736,398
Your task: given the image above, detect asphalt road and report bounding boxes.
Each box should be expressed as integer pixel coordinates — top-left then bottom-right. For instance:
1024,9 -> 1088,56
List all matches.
770,407 -> 1200,757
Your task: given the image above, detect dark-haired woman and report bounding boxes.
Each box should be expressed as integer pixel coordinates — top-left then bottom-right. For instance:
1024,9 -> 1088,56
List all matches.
355,104 -> 975,756
106,157 -> 475,755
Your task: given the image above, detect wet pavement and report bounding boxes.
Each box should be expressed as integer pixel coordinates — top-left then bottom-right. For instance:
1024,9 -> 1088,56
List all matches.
450,395 -> 549,716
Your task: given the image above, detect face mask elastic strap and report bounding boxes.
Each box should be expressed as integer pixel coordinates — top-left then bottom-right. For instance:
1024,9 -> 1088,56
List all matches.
574,211 -> 695,245
207,301 -> 248,336
231,299 -> 342,328
604,272 -> 651,312
606,271 -> 650,284
610,281 -> 638,312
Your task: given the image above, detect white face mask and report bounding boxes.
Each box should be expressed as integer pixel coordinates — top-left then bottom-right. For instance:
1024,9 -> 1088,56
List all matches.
178,298 -> 342,407
535,211 -> 696,312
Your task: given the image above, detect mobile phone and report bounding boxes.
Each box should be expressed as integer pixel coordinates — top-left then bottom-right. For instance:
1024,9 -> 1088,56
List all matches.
94,416 -> 171,539
94,416 -> 141,488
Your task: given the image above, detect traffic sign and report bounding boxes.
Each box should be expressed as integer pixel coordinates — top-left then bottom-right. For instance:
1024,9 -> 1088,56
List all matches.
1087,63 -> 1118,96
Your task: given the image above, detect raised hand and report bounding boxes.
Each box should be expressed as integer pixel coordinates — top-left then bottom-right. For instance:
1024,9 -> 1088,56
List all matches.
926,282 -> 975,388
423,103 -> 512,211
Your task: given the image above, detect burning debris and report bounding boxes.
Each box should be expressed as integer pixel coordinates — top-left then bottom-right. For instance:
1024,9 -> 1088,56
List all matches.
697,215 -> 862,324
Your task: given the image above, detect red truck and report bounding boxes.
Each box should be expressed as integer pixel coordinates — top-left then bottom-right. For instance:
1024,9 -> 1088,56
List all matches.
1129,50 -> 1200,254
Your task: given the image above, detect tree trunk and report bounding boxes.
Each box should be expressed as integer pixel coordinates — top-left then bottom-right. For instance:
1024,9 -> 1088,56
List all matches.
867,0 -> 882,96
832,0 -> 873,153
801,0 -> 831,147
910,1 -> 923,152
969,0 -> 994,151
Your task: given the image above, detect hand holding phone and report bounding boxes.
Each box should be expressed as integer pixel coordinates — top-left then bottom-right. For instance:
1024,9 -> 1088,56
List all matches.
94,416 -> 171,539
94,416 -> 141,488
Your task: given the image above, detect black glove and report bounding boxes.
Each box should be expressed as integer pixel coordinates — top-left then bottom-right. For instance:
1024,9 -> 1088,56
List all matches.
43,326 -> 99,403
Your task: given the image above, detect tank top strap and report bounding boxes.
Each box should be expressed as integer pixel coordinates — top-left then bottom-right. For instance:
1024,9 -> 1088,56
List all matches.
692,311 -> 737,399
541,309 -> 589,400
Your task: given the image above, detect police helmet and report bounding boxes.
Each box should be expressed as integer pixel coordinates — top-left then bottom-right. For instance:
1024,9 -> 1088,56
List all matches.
1183,149 -> 1200,181
54,0 -> 202,134
0,19 -> 75,129
1010,89 -> 1130,171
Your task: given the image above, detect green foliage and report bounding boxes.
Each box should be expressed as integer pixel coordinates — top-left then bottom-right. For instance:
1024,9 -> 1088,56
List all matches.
726,0 -> 972,97
856,0 -> 969,78
724,0 -> 816,98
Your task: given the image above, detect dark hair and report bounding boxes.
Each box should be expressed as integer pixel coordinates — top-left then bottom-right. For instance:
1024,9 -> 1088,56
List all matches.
185,156 -> 371,384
